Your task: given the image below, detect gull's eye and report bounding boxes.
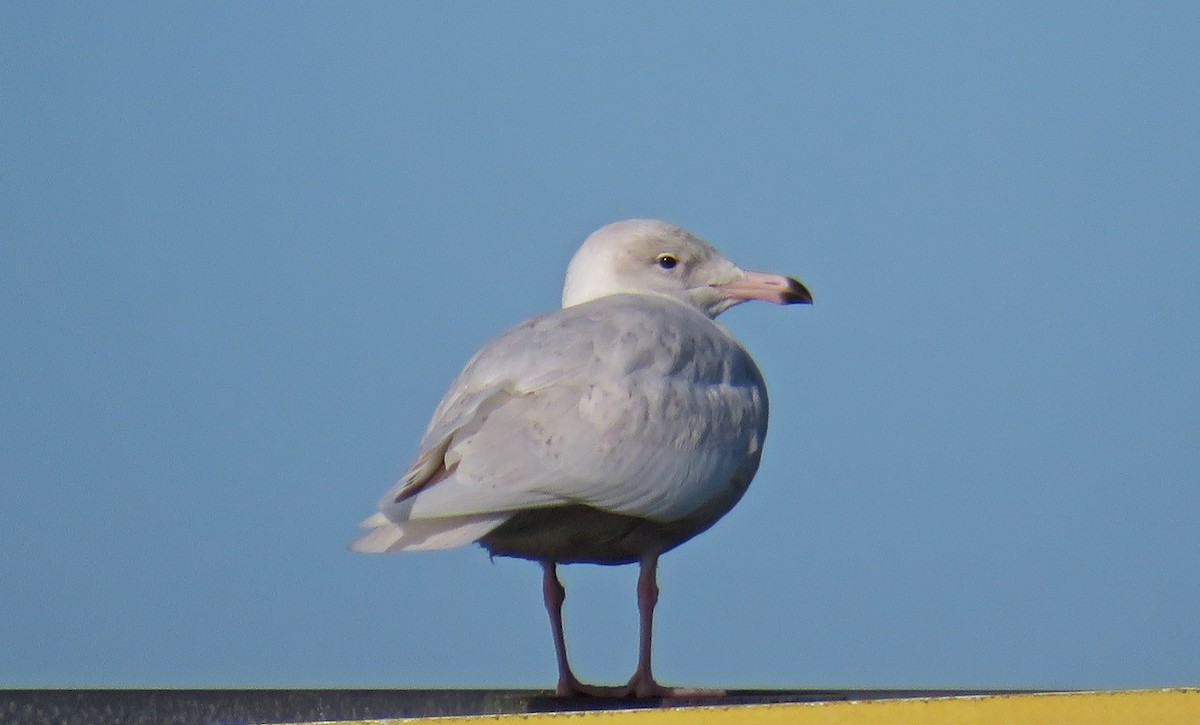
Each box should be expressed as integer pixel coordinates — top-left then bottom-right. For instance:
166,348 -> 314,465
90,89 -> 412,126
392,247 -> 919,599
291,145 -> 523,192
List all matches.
655,253 -> 679,270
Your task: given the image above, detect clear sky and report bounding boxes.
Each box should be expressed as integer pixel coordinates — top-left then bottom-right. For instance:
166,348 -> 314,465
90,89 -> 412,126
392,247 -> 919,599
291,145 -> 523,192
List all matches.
2,2 -> 1198,690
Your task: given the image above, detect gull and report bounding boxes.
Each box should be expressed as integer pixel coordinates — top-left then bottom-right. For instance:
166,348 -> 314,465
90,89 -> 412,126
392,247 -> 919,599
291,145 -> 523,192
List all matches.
352,219 -> 812,697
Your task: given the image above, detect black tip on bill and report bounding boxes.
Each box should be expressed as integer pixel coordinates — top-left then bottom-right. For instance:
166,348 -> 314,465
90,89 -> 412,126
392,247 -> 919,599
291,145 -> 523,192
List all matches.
782,277 -> 813,305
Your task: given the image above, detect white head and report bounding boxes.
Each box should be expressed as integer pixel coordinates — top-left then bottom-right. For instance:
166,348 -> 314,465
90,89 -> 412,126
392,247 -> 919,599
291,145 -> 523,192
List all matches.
562,219 -> 812,318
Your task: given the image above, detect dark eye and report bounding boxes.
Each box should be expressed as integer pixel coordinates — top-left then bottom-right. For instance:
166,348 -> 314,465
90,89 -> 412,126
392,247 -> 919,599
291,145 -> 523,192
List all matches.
656,254 -> 679,270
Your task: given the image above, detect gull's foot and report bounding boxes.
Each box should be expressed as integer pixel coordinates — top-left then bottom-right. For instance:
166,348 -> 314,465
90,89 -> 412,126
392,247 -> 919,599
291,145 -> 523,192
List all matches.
556,675 -> 631,698
554,672 -> 726,699
622,672 -> 726,699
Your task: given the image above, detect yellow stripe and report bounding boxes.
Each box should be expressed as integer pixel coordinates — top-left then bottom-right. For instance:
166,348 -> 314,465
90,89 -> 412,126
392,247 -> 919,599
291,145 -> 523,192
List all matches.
291,688 -> 1199,724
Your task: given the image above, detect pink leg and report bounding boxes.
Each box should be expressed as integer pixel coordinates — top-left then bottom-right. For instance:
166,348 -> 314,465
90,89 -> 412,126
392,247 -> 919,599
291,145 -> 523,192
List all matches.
623,552 -> 725,698
623,551 -> 671,697
541,556 -> 723,699
542,560 -> 583,695
541,561 -> 624,697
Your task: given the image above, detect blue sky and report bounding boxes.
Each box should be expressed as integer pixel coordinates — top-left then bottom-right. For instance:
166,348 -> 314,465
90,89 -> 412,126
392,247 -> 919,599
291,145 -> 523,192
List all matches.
2,3 -> 1198,689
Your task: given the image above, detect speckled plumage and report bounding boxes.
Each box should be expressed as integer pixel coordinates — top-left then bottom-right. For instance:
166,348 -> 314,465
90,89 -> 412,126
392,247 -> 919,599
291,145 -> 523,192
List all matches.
352,219 -> 810,697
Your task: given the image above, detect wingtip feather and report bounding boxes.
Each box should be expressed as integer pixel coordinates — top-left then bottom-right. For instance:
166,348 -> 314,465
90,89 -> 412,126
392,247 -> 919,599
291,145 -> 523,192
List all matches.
350,512 -> 509,553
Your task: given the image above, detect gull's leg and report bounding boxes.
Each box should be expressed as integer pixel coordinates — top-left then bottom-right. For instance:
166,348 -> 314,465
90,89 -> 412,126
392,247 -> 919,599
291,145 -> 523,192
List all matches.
623,551 -> 725,698
542,560 -> 584,695
541,560 -> 624,697
623,551 -> 669,697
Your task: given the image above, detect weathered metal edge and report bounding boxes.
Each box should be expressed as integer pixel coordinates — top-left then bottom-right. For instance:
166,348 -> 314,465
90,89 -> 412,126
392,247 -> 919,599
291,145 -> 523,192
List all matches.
0,687 -> 1055,725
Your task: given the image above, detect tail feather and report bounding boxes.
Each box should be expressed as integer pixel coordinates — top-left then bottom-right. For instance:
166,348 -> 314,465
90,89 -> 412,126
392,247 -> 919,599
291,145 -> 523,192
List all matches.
350,511 -> 509,553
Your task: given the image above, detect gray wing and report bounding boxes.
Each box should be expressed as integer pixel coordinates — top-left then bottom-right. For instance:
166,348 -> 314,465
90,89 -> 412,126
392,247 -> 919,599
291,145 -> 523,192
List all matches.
370,295 -> 768,534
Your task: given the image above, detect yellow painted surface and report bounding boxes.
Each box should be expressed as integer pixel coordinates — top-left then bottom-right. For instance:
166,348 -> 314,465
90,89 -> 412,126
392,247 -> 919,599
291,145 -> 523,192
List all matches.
298,688 -> 1200,725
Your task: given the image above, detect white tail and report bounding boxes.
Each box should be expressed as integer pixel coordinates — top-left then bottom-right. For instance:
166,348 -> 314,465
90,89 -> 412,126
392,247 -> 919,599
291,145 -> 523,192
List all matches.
350,511 -> 510,553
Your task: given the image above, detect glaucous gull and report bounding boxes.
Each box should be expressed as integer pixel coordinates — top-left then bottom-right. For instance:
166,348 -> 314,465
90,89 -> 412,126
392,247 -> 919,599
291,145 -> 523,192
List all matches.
353,219 -> 811,697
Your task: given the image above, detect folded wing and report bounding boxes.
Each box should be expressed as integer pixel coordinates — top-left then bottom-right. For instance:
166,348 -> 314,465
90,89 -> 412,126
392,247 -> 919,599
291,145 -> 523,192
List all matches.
352,295 -> 767,553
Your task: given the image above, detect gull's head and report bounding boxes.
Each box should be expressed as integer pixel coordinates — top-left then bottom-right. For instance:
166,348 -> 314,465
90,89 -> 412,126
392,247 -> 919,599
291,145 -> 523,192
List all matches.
562,219 -> 812,318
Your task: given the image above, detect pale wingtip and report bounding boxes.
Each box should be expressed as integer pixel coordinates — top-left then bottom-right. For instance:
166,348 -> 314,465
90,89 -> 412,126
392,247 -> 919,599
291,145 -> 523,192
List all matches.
359,511 -> 391,529
349,521 -> 407,553
349,512 -> 512,553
